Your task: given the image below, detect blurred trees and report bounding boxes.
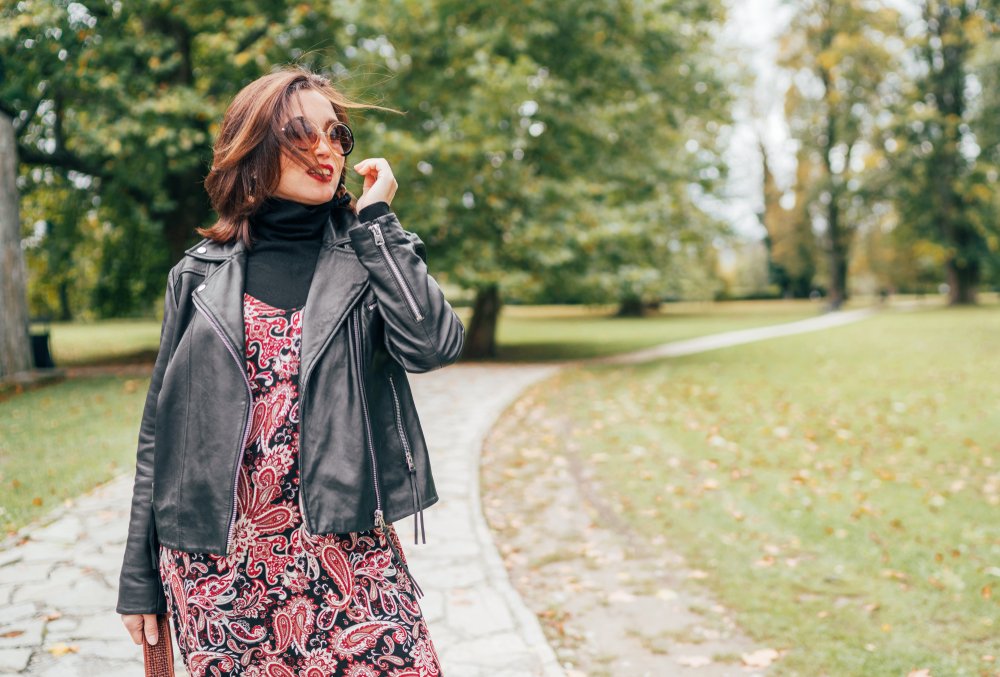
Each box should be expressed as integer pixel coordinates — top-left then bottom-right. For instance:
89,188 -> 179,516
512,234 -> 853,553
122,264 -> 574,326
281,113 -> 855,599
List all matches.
773,0 -> 1000,305
3,0 -> 733,358
1,1 -> 358,316
888,0 -> 1000,304
346,0 -> 732,354
777,0 -> 901,309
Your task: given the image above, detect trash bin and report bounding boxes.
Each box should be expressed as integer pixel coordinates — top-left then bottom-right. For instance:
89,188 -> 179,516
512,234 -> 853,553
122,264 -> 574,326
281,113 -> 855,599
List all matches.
28,315 -> 55,369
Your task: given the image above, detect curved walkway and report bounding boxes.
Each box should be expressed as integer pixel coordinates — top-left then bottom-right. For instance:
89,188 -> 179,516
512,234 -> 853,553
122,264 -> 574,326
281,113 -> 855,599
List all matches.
0,309 -> 877,676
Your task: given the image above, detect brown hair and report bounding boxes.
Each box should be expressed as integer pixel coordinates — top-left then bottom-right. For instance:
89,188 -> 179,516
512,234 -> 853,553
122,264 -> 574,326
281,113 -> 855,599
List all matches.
198,65 -> 399,246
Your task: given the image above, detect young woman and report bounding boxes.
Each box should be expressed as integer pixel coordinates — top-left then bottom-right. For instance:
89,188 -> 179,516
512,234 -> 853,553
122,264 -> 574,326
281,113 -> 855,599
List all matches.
116,65 -> 464,675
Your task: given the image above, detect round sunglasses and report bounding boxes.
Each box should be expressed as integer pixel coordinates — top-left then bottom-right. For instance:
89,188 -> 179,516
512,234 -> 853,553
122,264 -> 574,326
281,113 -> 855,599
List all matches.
280,116 -> 354,156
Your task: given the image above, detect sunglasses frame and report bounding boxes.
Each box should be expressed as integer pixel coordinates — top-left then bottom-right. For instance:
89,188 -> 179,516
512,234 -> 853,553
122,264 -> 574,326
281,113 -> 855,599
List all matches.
280,117 -> 355,156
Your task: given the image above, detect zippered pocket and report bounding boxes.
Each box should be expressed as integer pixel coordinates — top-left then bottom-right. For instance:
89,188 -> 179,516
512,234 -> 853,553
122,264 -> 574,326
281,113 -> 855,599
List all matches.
387,372 -> 426,546
367,222 -> 425,323
387,373 -> 415,472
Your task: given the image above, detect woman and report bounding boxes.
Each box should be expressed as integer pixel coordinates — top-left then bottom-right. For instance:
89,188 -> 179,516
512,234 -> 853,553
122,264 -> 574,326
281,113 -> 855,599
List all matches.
116,65 -> 464,676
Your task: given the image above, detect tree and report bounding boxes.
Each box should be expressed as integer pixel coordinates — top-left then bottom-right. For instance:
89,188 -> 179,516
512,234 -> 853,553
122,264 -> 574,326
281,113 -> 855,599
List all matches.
347,0 -> 732,354
889,0 -> 1000,304
1,1 -> 357,316
0,110 -> 32,379
778,0 -> 901,308
760,139 -> 820,298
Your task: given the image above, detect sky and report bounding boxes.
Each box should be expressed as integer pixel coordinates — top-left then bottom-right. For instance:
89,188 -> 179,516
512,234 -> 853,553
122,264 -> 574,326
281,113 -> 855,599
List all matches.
716,0 -> 795,241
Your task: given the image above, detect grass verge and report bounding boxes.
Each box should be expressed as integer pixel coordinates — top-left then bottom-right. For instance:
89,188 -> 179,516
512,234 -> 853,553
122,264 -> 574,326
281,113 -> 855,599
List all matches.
491,305 -> 1000,675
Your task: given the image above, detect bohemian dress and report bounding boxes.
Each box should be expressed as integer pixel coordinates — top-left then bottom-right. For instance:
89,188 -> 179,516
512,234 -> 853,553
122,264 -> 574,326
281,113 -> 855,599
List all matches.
157,291 -> 443,677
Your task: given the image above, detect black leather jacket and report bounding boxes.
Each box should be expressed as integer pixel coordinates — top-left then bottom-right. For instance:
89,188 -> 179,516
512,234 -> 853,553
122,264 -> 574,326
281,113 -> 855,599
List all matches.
116,206 -> 465,615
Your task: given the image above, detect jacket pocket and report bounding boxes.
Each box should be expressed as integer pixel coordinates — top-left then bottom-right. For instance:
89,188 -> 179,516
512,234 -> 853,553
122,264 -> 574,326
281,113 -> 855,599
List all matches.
387,372 -> 425,545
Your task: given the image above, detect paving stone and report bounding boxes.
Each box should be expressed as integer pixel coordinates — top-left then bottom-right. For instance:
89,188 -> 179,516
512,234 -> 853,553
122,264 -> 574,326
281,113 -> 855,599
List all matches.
0,647 -> 33,673
0,617 -> 44,649
443,586 -> 517,636
0,602 -> 39,625
27,518 -> 84,546
69,615 -> 126,641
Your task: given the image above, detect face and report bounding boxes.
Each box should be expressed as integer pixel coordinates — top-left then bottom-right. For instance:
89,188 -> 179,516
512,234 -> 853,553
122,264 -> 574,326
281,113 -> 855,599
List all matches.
272,89 -> 347,205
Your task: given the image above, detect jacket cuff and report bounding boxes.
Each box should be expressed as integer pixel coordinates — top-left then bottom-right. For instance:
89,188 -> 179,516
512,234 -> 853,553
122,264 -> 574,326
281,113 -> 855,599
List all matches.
358,201 -> 392,223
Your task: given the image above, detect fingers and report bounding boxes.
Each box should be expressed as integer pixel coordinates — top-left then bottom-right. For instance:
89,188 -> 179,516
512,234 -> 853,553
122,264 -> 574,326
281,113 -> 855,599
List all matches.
353,158 -> 393,178
144,614 -> 159,645
121,614 -> 144,645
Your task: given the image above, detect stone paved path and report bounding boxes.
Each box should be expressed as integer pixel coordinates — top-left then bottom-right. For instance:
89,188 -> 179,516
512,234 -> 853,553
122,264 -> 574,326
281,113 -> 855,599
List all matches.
0,308 -> 876,676
0,363 -> 565,676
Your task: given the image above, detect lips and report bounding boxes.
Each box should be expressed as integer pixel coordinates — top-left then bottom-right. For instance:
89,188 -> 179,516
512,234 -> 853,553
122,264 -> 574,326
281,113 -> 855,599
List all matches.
307,164 -> 335,183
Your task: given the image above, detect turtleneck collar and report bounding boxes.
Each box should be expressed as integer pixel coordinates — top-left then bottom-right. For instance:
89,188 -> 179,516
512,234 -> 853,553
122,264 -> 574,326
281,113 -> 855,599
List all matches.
249,193 -> 352,244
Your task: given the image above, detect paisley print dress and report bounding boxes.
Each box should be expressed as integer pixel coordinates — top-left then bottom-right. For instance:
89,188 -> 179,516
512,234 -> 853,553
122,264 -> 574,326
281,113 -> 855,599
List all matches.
157,292 -> 442,677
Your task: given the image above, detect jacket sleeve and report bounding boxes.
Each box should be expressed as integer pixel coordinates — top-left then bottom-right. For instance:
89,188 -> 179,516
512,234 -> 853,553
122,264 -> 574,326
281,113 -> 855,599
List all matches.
349,205 -> 465,373
115,269 -> 177,615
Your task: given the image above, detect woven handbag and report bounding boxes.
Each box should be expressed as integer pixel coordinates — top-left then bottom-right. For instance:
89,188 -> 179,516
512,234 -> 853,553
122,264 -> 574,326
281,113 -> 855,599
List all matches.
141,614 -> 175,677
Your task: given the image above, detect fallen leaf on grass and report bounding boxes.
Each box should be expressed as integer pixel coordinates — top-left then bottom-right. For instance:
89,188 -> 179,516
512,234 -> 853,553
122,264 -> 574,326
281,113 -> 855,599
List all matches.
742,648 -> 779,667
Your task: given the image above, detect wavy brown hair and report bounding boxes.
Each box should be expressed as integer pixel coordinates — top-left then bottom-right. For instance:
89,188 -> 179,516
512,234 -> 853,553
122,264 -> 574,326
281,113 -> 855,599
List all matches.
198,65 -> 398,246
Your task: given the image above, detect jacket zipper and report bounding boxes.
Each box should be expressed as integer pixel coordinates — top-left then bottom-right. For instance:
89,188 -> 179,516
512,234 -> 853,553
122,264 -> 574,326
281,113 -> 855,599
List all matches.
192,295 -> 253,556
353,306 -> 425,599
388,373 -> 426,545
351,306 -> 383,528
367,222 -> 425,322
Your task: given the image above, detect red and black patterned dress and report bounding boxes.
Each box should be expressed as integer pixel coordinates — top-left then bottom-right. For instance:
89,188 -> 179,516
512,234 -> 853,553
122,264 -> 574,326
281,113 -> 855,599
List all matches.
157,292 -> 442,677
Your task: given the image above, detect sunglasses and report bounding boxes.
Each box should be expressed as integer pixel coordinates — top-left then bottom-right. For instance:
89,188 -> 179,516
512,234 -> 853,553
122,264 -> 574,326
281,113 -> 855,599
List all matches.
280,116 -> 354,156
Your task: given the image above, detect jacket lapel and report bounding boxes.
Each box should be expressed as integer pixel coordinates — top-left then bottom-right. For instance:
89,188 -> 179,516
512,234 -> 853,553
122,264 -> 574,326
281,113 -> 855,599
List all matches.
191,244 -> 248,362
299,241 -> 369,384
187,207 -> 370,385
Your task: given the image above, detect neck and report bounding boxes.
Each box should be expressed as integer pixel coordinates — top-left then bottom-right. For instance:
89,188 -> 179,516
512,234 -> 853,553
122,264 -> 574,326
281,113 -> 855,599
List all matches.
250,195 -> 338,243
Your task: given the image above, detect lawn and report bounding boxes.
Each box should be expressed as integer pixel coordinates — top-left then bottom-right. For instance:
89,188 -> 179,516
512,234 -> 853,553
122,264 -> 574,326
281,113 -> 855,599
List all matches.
487,305 -> 1000,675
0,375 -> 150,537
488,298 -> 837,361
34,297 -> 850,367
31,318 -> 164,367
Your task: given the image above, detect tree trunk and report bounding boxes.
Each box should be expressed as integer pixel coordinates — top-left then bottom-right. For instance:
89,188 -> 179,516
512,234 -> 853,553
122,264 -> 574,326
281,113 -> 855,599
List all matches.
825,199 -> 848,310
947,257 -> 978,305
616,296 -> 648,317
0,112 -> 34,378
465,284 -> 501,359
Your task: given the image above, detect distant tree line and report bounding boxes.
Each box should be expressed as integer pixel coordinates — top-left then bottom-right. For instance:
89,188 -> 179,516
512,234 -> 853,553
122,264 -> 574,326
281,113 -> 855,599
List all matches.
763,0 -> 1000,306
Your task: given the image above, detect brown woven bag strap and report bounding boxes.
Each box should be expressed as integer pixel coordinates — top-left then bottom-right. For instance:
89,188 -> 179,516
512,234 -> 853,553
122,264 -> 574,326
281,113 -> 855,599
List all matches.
141,614 -> 175,677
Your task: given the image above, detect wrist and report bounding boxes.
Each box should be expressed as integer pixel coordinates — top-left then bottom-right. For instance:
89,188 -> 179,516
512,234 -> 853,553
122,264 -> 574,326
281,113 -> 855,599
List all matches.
358,201 -> 391,222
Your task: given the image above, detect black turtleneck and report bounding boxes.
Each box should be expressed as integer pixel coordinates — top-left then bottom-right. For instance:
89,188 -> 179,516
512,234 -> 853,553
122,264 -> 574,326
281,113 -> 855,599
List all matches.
246,194 -> 390,311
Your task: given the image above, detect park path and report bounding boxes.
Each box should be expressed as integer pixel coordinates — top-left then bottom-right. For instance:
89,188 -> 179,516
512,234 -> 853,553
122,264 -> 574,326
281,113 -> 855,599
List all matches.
0,307 -> 877,676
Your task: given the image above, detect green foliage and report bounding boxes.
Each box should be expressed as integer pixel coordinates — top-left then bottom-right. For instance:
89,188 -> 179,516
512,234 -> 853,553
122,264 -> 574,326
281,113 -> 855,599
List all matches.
3,0 -> 734,320
885,0 -> 1000,302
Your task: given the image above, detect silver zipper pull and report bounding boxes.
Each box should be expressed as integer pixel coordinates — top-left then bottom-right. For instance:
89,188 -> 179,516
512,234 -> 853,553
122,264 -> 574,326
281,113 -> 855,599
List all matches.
368,223 -> 385,246
374,509 -> 387,531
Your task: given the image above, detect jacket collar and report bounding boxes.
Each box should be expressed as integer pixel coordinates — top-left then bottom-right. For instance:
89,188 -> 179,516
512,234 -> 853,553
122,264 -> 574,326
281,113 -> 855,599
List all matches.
183,206 -> 369,385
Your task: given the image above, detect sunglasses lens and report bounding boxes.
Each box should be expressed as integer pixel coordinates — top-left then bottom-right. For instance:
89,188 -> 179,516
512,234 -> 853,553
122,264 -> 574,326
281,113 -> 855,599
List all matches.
330,124 -> 354,155
283,118 -> 317,150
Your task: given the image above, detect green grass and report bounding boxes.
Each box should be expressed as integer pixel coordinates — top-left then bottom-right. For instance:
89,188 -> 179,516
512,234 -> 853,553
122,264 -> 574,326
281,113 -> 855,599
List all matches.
35,298 -> 835,367
31,318 -> 164,367
474,297 -> 873,361
495,305 -> 1000,675
0,375 -> 150,536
